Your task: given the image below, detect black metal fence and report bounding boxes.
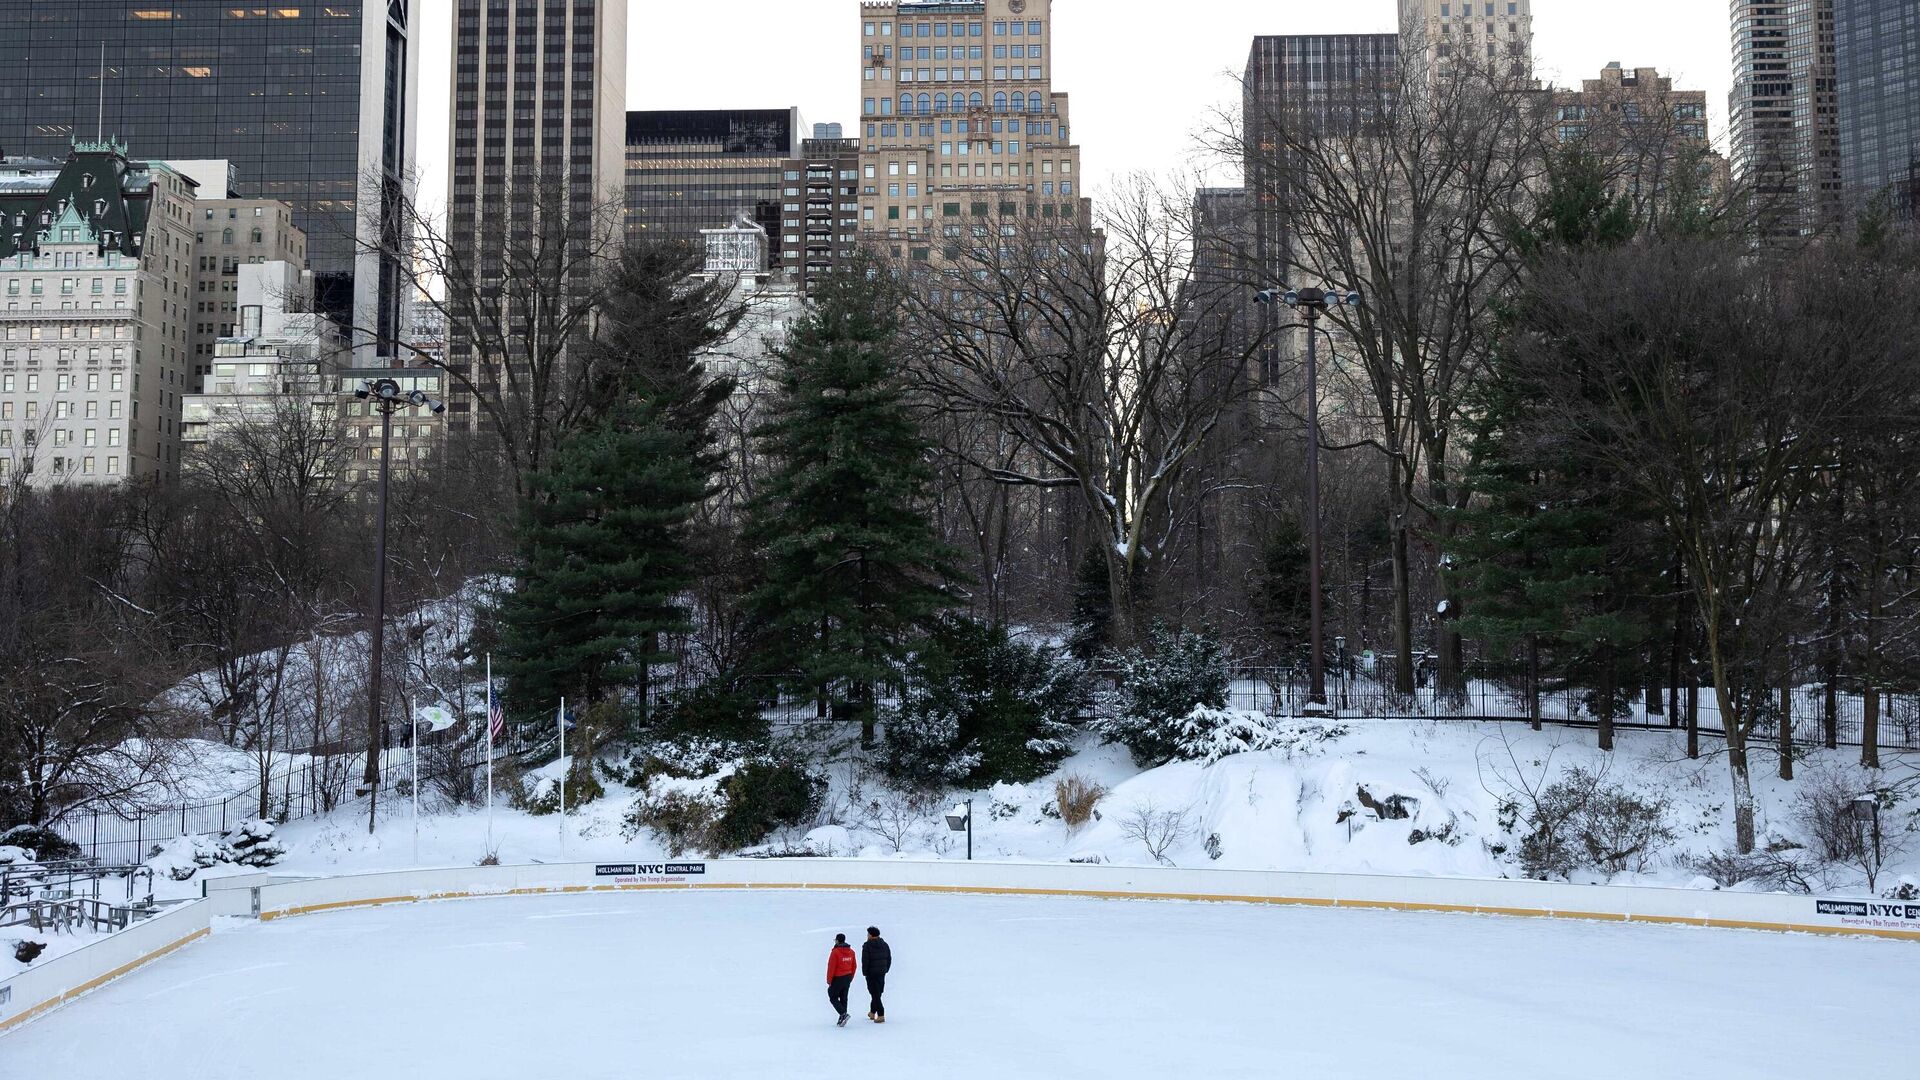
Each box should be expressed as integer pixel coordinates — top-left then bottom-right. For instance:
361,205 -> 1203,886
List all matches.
1225,664 -> 1920,752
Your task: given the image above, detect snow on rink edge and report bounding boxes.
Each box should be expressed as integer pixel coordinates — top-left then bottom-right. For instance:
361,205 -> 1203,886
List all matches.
5,859 -> 1918,1037
4,881 -> 1917,1080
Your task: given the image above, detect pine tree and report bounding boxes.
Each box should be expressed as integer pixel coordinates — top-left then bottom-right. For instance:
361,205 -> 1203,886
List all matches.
496,405 -> 709,729
1454,147 -> 1655,747
743,260 -> 958,747
498,242 -> 737,736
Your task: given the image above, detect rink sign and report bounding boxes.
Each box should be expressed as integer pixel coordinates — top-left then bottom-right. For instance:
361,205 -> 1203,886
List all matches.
594,862 -> 707,885
1814,899 -> 1920,931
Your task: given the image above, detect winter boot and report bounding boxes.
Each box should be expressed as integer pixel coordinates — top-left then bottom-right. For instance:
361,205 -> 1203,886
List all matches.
873,1015 -> 886,1024
837,1013 -> 849,1027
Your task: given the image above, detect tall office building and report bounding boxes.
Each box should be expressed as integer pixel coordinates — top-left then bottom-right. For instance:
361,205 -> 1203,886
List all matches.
0,3 -> 418,360
625,109 -> 802,256
1242,35 -> 1399,290
780,124 -> 864,292
855,0 -> 1089,255
0,142 -> 200,486
1398,0 -> 1533,76
446,0 -> 627,438
1731,0 -> 1841,236
186,199 -> 308,387
1835,0 -> 1920,220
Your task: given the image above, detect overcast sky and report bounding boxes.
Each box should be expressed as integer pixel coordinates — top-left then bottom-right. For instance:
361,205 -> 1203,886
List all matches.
414,0 -> 1732,210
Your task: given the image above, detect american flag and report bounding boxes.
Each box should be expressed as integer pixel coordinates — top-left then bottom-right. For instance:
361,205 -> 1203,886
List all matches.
488,702 -> 505,744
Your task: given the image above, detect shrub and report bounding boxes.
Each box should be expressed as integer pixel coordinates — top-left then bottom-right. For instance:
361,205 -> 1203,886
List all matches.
712,759 -> 827,851
647,682 -> 771,746
1053,775 -> 1106,835
882,615 -> 1090,787
1094,623 -> 1232,766
1172,707 -> 1347,765
858,788 -> 943,853
1519,766 -> 1675,879
0,825 -> 82,863
622,735 -> 756,785
520,766 -> 606,816
1117,799 -> 1196,866
222,819 -> 286,868
622,789 -> 723,856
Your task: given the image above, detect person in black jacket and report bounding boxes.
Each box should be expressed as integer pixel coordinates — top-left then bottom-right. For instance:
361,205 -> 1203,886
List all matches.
861,926 -> 892,1022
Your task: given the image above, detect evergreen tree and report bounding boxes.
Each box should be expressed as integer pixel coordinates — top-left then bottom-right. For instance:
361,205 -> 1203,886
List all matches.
1454,147 -> 1656,747
496,405 -> 710,730
1251,518 -> 1316,668
498,243 -> 737,736
743,260 -> 958,747
1066,547 -> 1114,662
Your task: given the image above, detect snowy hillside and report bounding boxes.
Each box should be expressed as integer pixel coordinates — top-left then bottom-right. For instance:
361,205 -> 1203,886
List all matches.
157,720 -> 1917,901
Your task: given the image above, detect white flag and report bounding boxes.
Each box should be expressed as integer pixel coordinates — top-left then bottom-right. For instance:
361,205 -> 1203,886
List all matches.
414,703 -> 459,731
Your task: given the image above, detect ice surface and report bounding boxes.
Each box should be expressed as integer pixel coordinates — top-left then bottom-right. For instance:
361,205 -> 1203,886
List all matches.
6,889 -> 1915,1078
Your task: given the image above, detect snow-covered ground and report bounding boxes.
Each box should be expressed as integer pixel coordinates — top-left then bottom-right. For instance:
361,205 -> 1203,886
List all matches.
150,721 -> 1916,900
5,888 -> 1914,1078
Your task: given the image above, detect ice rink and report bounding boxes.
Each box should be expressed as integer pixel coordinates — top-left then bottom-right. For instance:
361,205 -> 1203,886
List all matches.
6,888 -> 1915,1079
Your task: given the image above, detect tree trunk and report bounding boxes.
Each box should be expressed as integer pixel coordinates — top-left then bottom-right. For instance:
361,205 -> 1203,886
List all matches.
1527,632 -> 1542,731
1728,731 -> 1757,855
1778,674 -> 1794,782
1390,518 -> 1415,696
1861,507 -> 1884,769
1597,646 -> 1615,752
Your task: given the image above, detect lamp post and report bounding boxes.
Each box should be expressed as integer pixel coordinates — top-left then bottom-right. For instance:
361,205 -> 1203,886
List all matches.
1852,795 -> 1883,884
355,377 -> 445,834
1256,285 -> 1362,716
945,799 -> 973,861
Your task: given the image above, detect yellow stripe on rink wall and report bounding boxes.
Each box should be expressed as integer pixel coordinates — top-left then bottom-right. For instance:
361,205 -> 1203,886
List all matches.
257,879 -> 1920,943
0,927 -> 210,1033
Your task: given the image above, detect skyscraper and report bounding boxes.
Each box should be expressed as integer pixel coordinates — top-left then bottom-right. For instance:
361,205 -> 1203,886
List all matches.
1834,0 -> 1920,220
444,0 -> 627,438
780,124 -> 865,293
1242,34 -> 1400,293
1398,0 -> 1533,76
624,109 -> 802,253
1731,0 -> 1842,236
855,0 -> 1088,256
0,3 -> 418,360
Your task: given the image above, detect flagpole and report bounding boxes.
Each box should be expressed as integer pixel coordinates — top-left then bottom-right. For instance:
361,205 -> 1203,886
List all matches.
557,696 -> 566,853
485,653 -> 495,855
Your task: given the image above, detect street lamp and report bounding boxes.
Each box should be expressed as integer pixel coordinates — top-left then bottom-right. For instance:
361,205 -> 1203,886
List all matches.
1852,795 -> 1883,879
945,799 -> 973,861
1256,285 -> 1362,716
355,377 -> 445,834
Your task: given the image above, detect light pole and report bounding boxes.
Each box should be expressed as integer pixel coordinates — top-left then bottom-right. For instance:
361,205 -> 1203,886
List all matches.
355,377 -> 445,834
945,799 -> 973,861
1256,285 -> 1362,716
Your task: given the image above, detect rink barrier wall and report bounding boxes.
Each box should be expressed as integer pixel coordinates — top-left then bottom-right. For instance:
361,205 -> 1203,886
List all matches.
0,898 -> 211,1032
6,861 -> 1914,1033
246,860 -> 1920,942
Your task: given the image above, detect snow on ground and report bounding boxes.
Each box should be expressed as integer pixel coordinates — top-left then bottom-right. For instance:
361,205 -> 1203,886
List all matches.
1,924 -> 111,981
4,888 -> 1915,1079
151,720 -> 1916,900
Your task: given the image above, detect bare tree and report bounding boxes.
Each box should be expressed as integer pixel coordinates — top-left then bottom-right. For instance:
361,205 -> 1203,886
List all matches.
1503,238 -> 1920,851
899,174 -> 1267,646
1218,47 -> 1557,697
352,165 -> 630,488
1117,798 -> 1196,866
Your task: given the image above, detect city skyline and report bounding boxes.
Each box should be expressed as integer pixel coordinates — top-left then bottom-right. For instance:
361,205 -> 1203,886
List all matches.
408,0 -> 1732,212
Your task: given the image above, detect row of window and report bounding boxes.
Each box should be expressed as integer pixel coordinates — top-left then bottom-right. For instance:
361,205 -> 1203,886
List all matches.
0,425 -> 123,447
865,20 -> 1045,38
0,371 -> 124,393
892,66 -> 1045,83
869,43 -> 1043,61
866,93 -> 1052,116
0,455 -> 123,478
2,324 -> 134,342
1437,2 -> 1521,15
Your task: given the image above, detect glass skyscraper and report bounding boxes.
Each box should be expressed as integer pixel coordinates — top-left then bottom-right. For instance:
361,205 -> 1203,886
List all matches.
0,3 -> 418,357
624,109 -> 802,258
1835,0 -> 1920,220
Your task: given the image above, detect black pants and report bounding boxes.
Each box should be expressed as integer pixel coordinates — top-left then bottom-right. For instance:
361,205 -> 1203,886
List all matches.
866,973 -> 886,1017
828,974 -> 853,1017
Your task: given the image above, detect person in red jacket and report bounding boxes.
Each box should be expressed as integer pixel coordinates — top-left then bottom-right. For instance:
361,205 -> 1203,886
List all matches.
826,933 -> 858,1026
